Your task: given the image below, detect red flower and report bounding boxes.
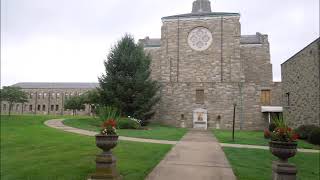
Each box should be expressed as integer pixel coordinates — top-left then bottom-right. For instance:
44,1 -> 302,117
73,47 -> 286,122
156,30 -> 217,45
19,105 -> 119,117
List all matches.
292,133 -> 299,141
287,127 -> 292,132
102,119 -> 117,128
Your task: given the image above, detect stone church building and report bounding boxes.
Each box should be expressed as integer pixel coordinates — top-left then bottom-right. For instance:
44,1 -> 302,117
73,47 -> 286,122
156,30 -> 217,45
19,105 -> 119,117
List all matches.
1,0 -> 283,130
140,0 -> 282,130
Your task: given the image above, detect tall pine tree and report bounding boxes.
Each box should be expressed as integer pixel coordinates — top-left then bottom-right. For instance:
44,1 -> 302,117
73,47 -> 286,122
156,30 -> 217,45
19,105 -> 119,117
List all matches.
98,35 -> 160,125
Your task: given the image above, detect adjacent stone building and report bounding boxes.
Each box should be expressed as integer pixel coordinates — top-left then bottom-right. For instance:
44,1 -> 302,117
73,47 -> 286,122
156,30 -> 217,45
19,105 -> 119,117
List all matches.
1,82 -> 98,115
139,0 -> 281,130
281,38 -> 320,128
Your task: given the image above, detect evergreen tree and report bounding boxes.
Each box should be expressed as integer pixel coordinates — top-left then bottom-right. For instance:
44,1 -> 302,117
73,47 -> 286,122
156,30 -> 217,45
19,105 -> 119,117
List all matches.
98,34 -> 160,125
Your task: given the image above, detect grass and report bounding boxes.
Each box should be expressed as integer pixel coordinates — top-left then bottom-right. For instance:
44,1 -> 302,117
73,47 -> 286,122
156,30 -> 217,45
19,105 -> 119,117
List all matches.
213,129 -> 320,149
1,115 -> 172,180
63,118 -> 188,141
223,147 -> 320,180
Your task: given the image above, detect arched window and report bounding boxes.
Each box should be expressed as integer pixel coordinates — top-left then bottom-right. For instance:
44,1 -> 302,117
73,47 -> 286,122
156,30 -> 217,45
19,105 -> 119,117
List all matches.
51,105 -> 54,111
55,105 -> 59,111
37,105 -> 41,111
29,105 -> 33,111
42,105 -> 46,111
3,104 -> 7,111
16,104 -> 19,111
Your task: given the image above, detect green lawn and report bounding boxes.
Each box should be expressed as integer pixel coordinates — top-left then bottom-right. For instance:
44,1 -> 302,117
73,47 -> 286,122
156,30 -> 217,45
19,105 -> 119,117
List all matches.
63,118 -> 188,141
1,115 -> 172,180
223,147 -> 320,180
213,129 -> 319,149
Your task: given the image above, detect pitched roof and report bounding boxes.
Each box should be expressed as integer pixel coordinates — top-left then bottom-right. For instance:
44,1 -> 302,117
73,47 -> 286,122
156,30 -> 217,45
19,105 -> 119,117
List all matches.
11,82 -> 99,89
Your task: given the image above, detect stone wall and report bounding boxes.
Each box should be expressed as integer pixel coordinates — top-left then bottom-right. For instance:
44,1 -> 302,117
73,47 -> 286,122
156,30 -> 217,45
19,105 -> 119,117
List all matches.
160,16 -> 243,84
1,88 -> 92,115
145,15 -> 277,130
144,47 -> 161,81
240,38 -> 272,84
281,38 -> 320,128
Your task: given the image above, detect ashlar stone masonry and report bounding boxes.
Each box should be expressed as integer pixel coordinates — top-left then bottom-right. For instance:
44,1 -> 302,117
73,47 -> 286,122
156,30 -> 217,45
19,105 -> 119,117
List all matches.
140,0 -> 281,130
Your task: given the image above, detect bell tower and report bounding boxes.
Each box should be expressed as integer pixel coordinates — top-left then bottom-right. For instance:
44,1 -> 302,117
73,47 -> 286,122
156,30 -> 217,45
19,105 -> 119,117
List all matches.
192,0 -> 212,13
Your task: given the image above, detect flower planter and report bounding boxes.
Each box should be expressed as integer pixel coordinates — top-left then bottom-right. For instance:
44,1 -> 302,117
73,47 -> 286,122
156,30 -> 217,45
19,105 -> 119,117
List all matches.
88,134 -> 121,180
95,134 -> 118,152
269,141 -> 297,162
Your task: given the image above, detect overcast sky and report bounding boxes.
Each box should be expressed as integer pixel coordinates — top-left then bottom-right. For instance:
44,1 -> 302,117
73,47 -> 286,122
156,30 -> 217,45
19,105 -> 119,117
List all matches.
1,0 -> 319,87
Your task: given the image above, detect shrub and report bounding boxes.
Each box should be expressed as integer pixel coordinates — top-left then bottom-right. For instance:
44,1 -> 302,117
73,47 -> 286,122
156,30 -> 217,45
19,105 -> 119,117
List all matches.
308,128 -> 320,145
117,118 -> 140,129
97,106 -> 120,122
269,123 -> 277,132
264,129 -> 271,139
295,125 -> 318,139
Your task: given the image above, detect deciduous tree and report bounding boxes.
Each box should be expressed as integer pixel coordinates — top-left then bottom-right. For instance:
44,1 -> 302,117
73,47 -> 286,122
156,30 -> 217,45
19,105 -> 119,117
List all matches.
0,86 -> 28,116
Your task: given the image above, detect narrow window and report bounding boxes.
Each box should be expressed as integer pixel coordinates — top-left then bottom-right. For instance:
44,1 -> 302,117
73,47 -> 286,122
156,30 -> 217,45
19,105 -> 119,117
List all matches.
196,89 -> 204,104
57,93 -> 60,99
30,93 -> 34,99
286,92 -> 290,106
44,93 -> 47,98
37,105 -> 41,111
42,105 -> 46,111
38,93 -> 42,99
3,104 -> 7,111
51,93 -> 55,99
51,105 -> 54,111
261,90 -> 271,105
16,104 -> 19,111
29,105 -> 33,111
55,105 -> 59,111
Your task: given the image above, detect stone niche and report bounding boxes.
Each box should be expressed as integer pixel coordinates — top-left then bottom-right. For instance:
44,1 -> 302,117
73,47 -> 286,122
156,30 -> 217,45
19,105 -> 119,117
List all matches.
193,108 -> 208,130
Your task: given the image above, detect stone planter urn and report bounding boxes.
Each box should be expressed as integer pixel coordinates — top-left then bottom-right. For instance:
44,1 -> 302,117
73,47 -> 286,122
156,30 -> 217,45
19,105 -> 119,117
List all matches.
269,141 -> 297,162
269,141 -> 298,180
88,135 -> 121,180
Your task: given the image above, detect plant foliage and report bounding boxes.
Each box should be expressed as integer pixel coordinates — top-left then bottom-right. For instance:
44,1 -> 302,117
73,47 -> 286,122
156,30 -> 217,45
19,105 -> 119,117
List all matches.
64,96 -> 85,116
0,86 -> 28,116
98,34 -> 160,125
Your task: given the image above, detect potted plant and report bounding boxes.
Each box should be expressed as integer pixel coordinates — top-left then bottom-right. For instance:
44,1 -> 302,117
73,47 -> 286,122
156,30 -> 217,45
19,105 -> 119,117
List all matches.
88,107 -> 121,180
96,119 -> 118,152
269,116 -> 299,162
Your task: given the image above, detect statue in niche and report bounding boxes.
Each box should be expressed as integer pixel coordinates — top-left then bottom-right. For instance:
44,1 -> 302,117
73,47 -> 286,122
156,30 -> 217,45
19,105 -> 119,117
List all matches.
197,112 -> 203,121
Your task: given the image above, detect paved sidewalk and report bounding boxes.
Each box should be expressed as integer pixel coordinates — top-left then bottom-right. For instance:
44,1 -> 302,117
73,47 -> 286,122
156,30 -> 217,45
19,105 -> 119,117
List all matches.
44,119 -> 177,145
146,130 -> 236,180
220,143 -> 320,153
44,119 -> 320,153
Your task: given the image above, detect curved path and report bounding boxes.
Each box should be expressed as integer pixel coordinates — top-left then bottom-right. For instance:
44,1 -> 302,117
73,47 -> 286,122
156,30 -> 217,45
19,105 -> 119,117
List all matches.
44,119 -> 320,153
44,119 -> 177,145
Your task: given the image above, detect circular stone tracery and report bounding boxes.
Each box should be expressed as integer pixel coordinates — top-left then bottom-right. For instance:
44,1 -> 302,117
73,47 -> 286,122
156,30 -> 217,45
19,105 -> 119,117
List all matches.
188,27 -> 213,51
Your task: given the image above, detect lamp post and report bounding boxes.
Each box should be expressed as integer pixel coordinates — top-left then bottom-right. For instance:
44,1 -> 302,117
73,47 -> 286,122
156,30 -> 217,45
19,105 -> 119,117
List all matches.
232,102 -> 237,142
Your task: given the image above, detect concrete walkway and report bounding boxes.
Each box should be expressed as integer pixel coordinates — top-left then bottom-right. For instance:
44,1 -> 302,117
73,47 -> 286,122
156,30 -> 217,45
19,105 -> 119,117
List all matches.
44,119 -> 320,153
146,130 -> 236,180
44,119 -> 176,145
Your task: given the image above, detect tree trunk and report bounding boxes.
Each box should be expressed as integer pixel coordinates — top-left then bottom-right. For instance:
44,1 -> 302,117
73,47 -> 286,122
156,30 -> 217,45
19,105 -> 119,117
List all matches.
8,103 -> 13,116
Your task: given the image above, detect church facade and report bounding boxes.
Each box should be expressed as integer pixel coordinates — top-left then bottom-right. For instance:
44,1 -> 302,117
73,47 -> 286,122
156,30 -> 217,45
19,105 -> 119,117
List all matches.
140,0 -> 282,130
